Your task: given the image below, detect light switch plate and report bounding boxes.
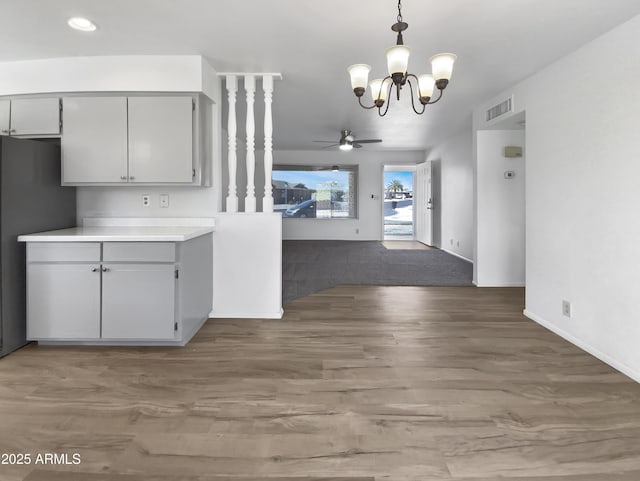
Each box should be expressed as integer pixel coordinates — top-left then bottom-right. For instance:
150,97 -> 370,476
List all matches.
159,194 -> 170,208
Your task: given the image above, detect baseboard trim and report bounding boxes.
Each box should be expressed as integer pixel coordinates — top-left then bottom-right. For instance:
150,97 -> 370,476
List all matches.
476,281 -> 526,287
209,308 -> 284,320
523,309 -> 640,384
441,248 -> 473,263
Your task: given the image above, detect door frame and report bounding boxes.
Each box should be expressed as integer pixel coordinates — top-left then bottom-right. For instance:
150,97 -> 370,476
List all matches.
381,164 -> 417,240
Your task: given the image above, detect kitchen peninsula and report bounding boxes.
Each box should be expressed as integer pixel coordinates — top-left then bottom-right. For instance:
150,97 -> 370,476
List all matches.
18,225 -> 213,346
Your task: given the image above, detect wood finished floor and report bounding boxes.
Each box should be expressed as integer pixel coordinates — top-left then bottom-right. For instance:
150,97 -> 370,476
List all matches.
2,285 -> 640,481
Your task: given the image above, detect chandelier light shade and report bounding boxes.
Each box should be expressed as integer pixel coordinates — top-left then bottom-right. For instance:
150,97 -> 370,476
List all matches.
369,78 -> 391,104
385,45 -> 411,76
347,64 -> 372,91
347,0 -> 457,116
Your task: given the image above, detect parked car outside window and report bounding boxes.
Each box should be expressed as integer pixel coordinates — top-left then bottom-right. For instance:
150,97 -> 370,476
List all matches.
283,199 -> 316,218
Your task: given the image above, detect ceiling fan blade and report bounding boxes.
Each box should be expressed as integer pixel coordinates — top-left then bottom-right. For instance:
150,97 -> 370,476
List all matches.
313,140 -> 337,143
321,143 -> 340,149
355,139 -> 383,144
353,142 -> 363,149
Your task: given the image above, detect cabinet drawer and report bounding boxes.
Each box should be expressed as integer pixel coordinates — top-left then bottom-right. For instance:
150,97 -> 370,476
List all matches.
27,242 -> 100,262
103,242 -> 175,262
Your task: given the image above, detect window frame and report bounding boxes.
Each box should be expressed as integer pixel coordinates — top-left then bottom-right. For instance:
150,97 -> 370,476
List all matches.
272,164 -> 359,220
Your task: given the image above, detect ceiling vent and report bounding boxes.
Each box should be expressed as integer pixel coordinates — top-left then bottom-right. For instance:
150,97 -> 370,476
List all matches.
486,96 -> 513,122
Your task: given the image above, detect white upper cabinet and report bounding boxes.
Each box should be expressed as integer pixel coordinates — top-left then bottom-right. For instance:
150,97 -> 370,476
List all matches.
0,100 -> 9,134
10,98 -> 61,136
62,97 -> 128,183
61,95 -> 199,185
128,97 -> 194,183
0,98 -> 60,137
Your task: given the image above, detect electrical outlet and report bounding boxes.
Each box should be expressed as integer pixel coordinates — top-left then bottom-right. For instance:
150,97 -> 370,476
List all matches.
562,300 -> 571,318
142,194 -> 150,207
159,194 -> 170,208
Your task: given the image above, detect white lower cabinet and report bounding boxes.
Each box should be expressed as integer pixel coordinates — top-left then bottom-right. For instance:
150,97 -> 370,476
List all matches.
27,263 -> 101,339
26,242 -> 180,343
101,263 -> 176,340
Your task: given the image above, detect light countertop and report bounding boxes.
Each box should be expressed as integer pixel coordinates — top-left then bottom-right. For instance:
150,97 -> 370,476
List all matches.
18,225 -> 215,243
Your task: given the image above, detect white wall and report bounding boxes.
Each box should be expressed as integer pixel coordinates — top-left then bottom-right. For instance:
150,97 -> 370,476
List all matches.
77,185 -> 219,220
473,14 -> 640,381
475,130 -> 525,286
211,213 -> 282,318
426,124 -> 474,260
275,150 -> 424,240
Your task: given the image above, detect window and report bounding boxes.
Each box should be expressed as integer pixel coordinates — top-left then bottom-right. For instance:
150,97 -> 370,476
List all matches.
272,165 -> 357,219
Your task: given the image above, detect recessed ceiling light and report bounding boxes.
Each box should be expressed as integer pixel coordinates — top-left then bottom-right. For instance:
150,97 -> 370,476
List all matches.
67,17 -> 97,32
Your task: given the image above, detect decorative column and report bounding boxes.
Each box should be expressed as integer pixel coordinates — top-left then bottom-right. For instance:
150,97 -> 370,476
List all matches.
225,75 -> 238,213
262,75 -> 274,212
244,75 -> 256,213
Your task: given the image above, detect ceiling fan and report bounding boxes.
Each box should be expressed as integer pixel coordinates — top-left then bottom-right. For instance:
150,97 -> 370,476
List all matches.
313,129 -> 382,151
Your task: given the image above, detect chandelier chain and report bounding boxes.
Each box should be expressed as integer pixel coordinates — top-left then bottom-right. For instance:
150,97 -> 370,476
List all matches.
397,0 -> 403,23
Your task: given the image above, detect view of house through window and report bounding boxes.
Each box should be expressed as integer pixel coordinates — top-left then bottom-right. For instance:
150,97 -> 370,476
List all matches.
384,170 -> 414,237
272,165 -> 357,219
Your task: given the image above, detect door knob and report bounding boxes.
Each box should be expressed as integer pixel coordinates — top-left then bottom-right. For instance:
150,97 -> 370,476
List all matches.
91,267 -> 99,272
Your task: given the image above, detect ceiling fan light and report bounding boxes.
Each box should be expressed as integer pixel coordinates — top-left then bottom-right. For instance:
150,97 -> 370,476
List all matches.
369,78 -> 391,102
347,64 -> 371,91
385,45 -> 410,76
339,143 -> 353,151
430,53 -> 457,81
417,74 -> 435,98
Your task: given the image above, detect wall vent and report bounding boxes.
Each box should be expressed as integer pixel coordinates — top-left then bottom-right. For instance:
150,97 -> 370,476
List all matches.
486,96 -> 513,122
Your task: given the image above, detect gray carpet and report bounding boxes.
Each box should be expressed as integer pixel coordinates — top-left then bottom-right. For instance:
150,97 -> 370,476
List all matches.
283,240 -> 473,304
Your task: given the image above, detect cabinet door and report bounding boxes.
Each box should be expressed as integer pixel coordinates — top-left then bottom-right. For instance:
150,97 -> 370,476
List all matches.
9,98 -> 61,136
101,263 -> 176,340
128,97 -> 193,183
62,97 -> 128,183
27,263 -> 101,339
0,100 -> 9,135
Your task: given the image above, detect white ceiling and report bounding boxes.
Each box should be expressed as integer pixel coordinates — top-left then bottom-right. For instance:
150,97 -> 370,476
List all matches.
1,0 -> 639,152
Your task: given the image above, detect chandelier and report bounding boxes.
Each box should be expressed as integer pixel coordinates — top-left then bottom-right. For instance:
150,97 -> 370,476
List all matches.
347,0 -> 457,116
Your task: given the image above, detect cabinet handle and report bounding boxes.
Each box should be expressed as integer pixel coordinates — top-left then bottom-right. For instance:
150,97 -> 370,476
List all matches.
91,267 -> 99,272
129,176 -> 135,181
1,129 -> 8,133
9,129 -> 16,133
120,176 -> 127,180
102,266 -> 109,272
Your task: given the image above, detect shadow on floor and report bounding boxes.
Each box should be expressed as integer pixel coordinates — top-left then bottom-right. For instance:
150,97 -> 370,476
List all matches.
283,240 -> 473,304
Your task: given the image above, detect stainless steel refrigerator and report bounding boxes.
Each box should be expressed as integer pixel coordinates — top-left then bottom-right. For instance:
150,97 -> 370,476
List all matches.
0,137 -> 76,357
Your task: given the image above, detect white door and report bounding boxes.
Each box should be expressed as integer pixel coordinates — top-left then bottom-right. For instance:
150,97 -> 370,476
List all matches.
10,98 -> 60,136
62,97 -> 129,183
101,263 -> 176,340
0,100 -> 10,135
27,263 -> 101,339
415,162 -> 433,246
128,97 -> 194,183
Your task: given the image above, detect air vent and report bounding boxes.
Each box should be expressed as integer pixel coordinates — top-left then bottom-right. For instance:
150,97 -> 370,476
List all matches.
486,96 -> 513,122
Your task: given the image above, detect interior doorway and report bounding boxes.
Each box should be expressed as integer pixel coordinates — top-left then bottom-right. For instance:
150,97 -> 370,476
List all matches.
383,166 -> 415,240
